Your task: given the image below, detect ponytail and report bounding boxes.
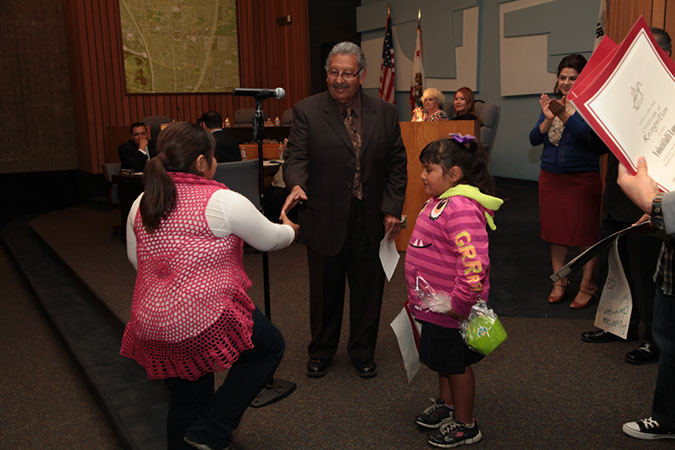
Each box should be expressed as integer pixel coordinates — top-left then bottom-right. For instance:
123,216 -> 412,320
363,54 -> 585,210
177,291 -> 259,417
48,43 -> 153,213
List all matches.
140,154 -> 176,233
138,121 -> 215,233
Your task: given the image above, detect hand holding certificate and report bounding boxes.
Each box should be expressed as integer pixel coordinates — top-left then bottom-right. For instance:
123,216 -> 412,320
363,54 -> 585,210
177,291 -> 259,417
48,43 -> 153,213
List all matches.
568,17 -> 675,192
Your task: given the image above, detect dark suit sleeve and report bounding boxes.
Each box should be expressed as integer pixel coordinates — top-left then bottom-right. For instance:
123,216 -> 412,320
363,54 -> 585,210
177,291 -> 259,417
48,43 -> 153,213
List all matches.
380,109 -> 407,218
282,103 -> 311,193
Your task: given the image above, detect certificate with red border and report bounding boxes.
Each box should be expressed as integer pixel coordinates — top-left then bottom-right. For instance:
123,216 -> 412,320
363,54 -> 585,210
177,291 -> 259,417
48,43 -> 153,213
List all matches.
569,17 -> 675,192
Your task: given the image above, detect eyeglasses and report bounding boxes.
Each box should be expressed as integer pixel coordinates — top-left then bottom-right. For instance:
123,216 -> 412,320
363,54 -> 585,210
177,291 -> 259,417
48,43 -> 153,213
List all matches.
327,68 -> 362,80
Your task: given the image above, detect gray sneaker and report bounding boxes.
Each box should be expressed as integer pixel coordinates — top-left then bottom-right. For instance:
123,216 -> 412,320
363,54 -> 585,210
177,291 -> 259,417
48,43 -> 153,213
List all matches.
415,398 -> 454,429
427,419 -> 482,448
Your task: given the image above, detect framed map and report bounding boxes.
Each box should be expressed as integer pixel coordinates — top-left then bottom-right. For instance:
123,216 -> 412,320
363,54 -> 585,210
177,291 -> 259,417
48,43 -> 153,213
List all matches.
119,0 -> 240,93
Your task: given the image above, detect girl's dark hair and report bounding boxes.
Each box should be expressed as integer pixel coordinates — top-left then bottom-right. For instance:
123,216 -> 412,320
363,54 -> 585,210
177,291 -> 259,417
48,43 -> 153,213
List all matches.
419,138 -> 495,195
554,53 -> 587,97
139,121 -> 215,233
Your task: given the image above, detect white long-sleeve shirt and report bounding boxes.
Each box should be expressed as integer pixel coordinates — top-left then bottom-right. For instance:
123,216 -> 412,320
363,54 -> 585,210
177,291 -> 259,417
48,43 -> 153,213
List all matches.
126,189 -> 295,269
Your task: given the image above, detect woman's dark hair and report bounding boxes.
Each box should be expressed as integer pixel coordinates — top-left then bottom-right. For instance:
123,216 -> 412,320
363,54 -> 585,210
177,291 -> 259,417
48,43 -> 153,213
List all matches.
139,121 -> 215,233
554,53 -> 587,97
419,138 -> 495,195
453,87 -> 476,115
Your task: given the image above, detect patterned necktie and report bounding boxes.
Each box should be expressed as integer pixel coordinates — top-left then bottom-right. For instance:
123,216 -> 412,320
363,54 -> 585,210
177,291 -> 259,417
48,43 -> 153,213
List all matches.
344,106 -> 362,199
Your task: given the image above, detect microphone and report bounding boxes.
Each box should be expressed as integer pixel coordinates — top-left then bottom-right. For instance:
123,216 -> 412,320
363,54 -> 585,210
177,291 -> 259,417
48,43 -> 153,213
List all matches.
232,87 -> 286,100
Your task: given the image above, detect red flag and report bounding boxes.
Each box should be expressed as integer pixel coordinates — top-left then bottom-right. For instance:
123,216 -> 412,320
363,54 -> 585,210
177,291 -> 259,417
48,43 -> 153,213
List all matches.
379,12 -> 396,104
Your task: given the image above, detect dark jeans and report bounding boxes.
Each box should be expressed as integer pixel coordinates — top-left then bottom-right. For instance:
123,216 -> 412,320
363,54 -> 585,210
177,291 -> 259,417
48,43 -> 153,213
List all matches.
164,308 -> 285,449
652,289 -> 675,428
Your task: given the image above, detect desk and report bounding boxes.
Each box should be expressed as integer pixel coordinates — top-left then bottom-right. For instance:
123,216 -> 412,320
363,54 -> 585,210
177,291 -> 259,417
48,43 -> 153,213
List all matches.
395,120 -> 480,251
220,126 -> 291,143
112,162 -> 282,230
240,144 -> 284,160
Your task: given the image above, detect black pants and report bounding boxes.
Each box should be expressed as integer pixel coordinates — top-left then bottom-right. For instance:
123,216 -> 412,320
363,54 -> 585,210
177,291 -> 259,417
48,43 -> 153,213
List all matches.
306,197 -> 386,361
164,309 -> 285,449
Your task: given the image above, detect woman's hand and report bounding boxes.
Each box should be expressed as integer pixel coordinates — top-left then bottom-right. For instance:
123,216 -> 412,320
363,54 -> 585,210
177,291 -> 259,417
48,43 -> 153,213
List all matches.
540,94 -> 555,120
549,96 -> 571,123
412,107 -> 424,122
281,211 -> 299,239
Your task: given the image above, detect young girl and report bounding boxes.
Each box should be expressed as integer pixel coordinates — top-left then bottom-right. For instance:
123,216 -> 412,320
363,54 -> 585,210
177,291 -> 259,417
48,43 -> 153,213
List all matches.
405,136 -> 502,448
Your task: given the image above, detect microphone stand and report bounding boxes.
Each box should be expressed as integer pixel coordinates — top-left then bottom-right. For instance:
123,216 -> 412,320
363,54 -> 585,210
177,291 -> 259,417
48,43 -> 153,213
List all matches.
250,97 -> 296,408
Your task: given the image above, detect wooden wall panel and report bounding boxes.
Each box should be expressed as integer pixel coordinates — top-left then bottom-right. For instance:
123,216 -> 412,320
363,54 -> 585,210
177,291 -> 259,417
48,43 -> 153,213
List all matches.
607,0 -> 675,48
63,0 -> 310,173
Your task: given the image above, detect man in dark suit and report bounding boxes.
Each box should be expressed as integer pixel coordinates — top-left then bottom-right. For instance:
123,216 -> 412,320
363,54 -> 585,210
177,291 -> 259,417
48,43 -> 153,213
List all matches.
198,111 -> 241,162
282,42 -> 407,379
118,122 -> 156,173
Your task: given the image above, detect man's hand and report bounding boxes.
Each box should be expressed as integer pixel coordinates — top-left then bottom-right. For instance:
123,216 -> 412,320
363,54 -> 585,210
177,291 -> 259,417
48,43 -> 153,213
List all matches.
139,138 -> 149,151
280,185 -> 308,218
383,213 -> 401,243
617,156 -> 659,214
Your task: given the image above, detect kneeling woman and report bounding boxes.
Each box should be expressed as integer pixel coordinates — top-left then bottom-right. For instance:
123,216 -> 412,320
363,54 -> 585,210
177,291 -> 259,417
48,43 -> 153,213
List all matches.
120,121 -> 298,449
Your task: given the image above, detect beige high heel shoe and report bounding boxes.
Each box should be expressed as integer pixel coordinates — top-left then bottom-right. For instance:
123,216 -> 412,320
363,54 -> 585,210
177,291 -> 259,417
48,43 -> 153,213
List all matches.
548,279 -> 569,304
570,284 -> 598,309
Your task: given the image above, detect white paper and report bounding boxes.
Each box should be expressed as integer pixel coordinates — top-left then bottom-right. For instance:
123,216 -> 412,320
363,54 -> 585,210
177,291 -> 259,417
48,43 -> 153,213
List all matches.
575,30 -> 675,191
594,239 -> 633,339
379,237 -> 400,281
390,307 -> 422,383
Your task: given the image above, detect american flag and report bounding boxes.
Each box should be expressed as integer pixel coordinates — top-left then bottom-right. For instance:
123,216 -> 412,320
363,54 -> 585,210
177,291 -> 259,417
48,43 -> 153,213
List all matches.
379,12 -> 396,104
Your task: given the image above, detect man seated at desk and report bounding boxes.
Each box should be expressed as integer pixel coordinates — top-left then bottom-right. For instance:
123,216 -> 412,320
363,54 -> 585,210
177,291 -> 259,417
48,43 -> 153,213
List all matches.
198,111 -> 242,162
118,122 -> 156,173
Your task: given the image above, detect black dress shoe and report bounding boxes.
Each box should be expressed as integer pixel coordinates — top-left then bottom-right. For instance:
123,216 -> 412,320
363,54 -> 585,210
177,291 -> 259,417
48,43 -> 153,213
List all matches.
625,342 -> 660,365
581,329 -> 638,343
353,359 -> 378,378
306,358 -> 330,378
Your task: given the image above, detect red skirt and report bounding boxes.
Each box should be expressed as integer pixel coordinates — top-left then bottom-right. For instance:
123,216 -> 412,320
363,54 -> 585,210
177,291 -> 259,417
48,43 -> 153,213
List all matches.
538,169 -> 602,247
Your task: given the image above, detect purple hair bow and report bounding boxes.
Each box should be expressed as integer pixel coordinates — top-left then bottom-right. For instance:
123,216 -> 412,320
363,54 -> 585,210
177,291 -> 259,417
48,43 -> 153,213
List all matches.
449,133 -> 475,144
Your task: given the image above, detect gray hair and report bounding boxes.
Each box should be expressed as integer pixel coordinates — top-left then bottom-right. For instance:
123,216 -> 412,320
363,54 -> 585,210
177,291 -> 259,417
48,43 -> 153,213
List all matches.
651,27 -> 672,55
422,88 -> 445,105
325,41 -> 367,71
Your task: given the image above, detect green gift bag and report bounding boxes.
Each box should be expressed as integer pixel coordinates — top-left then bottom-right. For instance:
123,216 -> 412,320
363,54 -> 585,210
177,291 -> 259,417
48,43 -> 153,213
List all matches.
460,299 -> 507,356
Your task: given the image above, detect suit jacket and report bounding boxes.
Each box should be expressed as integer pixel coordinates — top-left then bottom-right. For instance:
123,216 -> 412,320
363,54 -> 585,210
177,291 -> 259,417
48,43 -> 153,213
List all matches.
283,90 -> 407,256
212,130 -> 242,162
118,139 -> 157,173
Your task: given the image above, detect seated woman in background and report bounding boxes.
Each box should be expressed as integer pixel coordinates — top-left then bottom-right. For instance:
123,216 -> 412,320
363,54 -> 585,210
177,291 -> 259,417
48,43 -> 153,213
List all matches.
529,54 -> 601,310
120,121 -> 299,449
451,87 -> 479,121
412,88 -> 449,122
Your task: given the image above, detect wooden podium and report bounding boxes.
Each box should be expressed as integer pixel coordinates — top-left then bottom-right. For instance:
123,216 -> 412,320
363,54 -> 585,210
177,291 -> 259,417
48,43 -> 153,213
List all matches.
394,120 -> 479,251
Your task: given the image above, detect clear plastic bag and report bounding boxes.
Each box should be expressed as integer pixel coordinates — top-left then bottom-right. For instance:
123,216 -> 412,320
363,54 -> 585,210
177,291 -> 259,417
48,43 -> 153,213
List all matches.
459,298 -> 507,356
413,275 -> 453,314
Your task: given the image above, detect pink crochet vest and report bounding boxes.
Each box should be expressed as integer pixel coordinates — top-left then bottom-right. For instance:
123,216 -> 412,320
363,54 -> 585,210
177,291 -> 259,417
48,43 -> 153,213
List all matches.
120,172 -> 254,380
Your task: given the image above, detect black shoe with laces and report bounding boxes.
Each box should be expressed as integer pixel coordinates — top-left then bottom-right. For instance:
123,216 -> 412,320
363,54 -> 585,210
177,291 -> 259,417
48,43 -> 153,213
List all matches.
623,417 -> 675,440
427,420 -> 482,448
415,398 -> 454,429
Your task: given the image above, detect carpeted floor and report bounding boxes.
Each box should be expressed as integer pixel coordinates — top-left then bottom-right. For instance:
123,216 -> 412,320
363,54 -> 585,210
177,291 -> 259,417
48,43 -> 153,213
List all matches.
2,178 -> 670,448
